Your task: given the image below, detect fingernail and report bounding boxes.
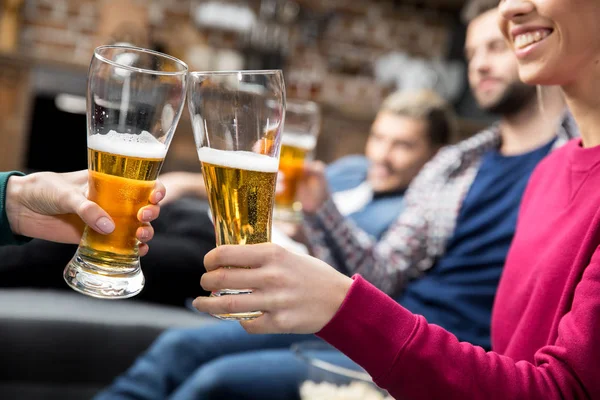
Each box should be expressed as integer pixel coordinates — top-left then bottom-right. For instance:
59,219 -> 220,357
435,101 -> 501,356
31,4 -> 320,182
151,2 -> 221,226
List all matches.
140,228 -> 150,240
155,192 -> 164,202
142,210 -> 153,221
96,217 -> 115,234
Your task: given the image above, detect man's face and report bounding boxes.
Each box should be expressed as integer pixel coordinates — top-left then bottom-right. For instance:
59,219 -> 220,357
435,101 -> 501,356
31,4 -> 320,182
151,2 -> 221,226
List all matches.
365,112 -> 436,194
465,8 -> 536,114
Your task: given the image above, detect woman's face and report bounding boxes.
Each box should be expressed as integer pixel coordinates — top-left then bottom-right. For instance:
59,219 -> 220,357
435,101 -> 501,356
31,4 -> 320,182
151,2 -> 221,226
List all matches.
498,0 -> 600,86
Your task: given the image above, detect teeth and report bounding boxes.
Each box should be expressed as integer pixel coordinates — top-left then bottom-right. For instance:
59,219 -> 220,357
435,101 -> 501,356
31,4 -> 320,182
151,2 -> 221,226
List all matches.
514,30 -> 550,49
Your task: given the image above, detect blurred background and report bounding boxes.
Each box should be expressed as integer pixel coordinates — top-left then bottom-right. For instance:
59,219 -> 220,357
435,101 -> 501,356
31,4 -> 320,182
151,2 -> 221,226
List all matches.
0,0 -> 493,175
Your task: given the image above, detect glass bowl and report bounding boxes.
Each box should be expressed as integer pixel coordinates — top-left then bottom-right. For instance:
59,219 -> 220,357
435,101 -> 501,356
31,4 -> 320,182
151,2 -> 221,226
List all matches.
292,341 -> 394,400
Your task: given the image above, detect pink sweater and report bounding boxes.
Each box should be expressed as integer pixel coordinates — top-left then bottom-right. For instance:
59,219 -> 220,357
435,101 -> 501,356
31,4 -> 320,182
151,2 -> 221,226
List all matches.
318,138 -> 600,399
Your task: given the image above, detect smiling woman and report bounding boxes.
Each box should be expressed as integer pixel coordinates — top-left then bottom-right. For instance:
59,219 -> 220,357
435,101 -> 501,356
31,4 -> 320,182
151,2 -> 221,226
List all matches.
498,0 -> 600,87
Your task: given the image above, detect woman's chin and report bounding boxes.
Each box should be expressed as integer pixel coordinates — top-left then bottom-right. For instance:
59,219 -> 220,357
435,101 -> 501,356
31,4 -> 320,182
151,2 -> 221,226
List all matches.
518,64 -> 568,87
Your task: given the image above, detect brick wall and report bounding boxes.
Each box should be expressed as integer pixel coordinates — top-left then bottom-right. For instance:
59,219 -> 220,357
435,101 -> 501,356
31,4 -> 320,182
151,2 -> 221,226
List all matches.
12,0 -> 461,167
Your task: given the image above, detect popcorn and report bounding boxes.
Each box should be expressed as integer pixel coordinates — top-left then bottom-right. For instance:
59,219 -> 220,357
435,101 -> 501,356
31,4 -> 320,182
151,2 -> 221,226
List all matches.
300,380 -> 395,400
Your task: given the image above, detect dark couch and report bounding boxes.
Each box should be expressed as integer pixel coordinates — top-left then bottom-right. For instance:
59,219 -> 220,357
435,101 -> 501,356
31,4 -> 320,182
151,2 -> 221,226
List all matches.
0,289 -> 216,400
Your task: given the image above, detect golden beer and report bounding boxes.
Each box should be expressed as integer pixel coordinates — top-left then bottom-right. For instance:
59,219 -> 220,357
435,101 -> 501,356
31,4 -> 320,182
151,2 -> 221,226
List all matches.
200,147 -> 277,246
198,147 -> 278,319
78,132 -> 165,270
275,133 -> 317,213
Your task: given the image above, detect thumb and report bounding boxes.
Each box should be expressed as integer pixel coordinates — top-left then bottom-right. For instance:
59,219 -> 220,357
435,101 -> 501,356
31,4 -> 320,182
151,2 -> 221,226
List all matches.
67,193 -> 115,235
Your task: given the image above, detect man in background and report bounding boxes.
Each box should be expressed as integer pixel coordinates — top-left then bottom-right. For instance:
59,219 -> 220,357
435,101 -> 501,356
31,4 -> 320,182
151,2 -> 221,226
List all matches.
323,89 -> 456,240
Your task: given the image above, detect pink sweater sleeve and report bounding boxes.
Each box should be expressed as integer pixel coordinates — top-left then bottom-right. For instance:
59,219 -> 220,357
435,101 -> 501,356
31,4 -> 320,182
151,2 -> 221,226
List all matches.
317,272 -> 600,399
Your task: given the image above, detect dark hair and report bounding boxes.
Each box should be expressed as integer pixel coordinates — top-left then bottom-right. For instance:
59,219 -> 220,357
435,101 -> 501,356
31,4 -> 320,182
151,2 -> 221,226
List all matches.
380,89 -> 458,147
461,0 -> 499,24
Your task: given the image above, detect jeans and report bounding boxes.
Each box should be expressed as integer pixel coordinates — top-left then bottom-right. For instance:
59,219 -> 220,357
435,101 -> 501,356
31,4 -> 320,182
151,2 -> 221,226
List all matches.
95,322 -> 353,400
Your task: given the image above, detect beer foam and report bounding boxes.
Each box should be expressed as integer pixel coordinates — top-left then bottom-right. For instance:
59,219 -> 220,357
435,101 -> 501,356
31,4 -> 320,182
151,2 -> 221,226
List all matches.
88,130 -> 167,159
281,132 -> 317,150
197,147 -> 278,173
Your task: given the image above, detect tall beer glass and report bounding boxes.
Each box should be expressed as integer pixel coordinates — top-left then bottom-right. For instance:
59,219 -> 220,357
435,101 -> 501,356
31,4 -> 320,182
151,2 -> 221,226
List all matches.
274,99 -> 321,222
64,45 -> 188,299
188,70 -> 285,320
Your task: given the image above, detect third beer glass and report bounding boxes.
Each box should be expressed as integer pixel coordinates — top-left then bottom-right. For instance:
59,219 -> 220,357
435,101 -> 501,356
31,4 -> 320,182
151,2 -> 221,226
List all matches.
188,70 -> 285,320
64,45 -> 188,299
274,99 -> 321,222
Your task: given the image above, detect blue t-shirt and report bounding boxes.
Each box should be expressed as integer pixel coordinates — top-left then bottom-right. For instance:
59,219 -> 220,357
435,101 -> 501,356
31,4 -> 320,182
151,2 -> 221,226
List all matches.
399,139 -> 556,349
326,155 -> 405,239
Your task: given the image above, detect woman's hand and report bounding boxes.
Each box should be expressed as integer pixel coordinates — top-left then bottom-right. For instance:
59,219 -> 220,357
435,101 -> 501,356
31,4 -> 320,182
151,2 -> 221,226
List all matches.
193,243 -> 353,334
5,170 -> 165,255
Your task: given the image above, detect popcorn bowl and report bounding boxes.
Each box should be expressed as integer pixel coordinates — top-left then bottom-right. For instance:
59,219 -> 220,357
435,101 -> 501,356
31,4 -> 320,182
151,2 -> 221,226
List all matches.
292,341 -> 394,400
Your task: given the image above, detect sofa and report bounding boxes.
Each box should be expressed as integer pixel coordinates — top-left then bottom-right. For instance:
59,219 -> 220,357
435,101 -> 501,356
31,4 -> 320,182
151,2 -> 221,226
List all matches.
0,288 -> 217,400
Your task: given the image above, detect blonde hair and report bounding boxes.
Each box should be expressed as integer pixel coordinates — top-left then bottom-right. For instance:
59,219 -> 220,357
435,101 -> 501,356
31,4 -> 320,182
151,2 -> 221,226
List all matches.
380,89 -> 459,146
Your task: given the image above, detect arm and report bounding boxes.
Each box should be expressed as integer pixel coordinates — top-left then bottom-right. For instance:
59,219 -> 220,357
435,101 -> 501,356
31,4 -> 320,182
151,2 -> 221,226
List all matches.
159,171 -> 206,204
303,156 -> 438,296
195,240 -> 598,398
1,170 -> 164,250
318,269 -> 599,400
196,244 -> 599,398
194,243 -> 600,400
301,213 -> 341,266
0,171 -> 28,245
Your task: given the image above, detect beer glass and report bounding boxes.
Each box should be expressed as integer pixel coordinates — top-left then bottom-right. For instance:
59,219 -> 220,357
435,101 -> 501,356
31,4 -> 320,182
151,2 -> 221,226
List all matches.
64,45 -> 188,299
274,99 -> 321,222
188,70 -> 285,320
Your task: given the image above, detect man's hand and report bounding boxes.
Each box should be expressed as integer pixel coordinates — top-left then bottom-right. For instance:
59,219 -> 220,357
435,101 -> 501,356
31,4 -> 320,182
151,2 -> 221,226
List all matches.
295,161 -> 330,215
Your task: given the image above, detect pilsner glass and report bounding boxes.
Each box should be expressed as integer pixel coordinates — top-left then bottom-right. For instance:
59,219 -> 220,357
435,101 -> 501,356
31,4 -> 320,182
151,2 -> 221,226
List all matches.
63,45 -> 188,299
188,70 -> 285,320
273,99 -> 321,222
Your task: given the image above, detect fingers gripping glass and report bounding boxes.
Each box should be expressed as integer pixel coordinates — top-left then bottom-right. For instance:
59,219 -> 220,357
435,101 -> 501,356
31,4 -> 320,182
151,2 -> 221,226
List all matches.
188,70 -> 286,320
63,45 -> 188,299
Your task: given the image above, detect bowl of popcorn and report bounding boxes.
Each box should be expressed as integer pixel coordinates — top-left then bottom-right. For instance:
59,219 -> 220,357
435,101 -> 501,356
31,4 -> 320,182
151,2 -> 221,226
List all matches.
292,341 -> 394,400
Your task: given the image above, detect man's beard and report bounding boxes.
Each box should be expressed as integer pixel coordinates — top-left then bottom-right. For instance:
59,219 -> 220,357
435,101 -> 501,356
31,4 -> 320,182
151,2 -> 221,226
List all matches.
482,82 -> 537,116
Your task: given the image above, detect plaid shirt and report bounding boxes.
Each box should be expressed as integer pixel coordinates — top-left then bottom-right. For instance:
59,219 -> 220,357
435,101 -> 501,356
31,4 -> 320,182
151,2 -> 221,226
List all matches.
304,113 -> 578,297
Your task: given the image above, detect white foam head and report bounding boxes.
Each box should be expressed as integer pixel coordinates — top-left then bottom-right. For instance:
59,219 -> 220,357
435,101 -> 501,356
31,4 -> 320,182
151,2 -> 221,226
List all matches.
281,132 -> 317,150
197,147 -> 278,173
88,130 -> 167,159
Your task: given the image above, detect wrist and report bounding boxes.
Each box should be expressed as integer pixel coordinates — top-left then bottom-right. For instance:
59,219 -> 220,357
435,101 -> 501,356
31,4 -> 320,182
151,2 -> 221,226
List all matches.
303,194 -> 331,217
5,175 -> 26,236
309,195 -> 335,220
328,274 -> 353,324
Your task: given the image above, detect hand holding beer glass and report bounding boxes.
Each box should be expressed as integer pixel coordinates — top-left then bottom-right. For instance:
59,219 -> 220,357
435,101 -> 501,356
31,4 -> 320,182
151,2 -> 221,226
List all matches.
63,46 -> 188,299
274,99 -> 321,222
188,70 -> 285,320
